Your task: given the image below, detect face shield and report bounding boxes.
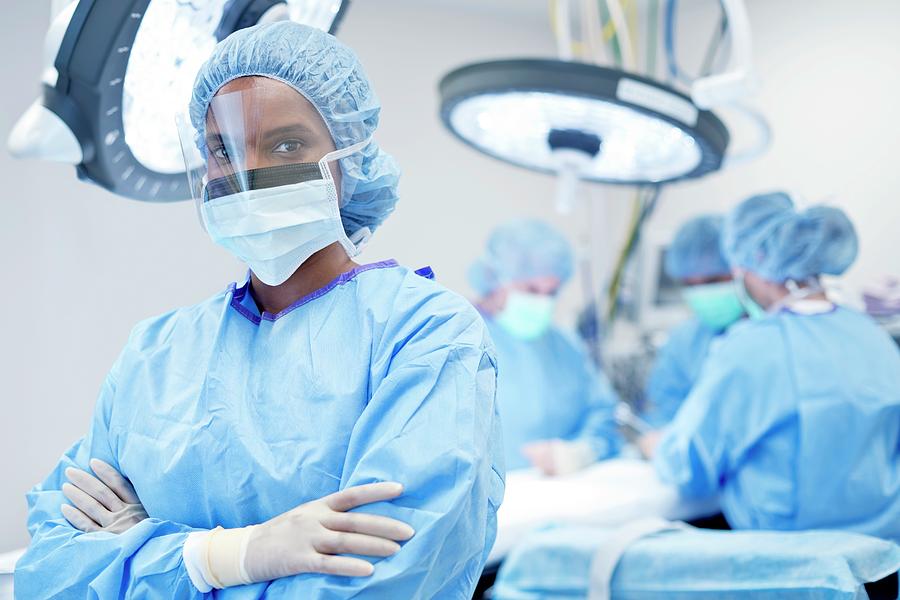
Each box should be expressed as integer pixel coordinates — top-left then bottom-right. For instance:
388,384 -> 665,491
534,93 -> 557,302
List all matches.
176,83 -> 372,286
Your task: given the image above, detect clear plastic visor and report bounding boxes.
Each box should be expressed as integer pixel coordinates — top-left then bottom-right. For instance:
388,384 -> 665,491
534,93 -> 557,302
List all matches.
176,84 -> 346,218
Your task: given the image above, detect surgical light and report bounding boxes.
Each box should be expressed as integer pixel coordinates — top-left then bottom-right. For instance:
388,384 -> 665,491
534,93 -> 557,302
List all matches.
8,0 -> 349,202
439,59 -> 729,186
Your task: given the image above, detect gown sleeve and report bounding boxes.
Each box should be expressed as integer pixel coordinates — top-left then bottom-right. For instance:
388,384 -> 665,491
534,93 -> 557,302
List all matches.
573,350 -> 623,461
261,310 -> 506,599
652,330 -> 761,499
644,321 -> 705,428
14,361 -> 207,599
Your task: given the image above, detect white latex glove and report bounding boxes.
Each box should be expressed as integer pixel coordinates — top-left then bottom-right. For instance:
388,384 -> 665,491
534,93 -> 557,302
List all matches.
62,459 -> 148,534
521,439 -> 596,476
197,481 -> 415,588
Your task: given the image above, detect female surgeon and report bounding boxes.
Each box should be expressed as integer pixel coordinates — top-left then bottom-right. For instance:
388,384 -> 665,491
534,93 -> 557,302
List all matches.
470,219 -> 621,476
15,22 -> 504,598
643,214 -> 744,427
641,192 -> 900,540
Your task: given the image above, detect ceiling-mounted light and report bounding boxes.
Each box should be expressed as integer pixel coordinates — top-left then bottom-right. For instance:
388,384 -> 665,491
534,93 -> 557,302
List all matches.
439,59 -> 729,186
8,0 -> 349,202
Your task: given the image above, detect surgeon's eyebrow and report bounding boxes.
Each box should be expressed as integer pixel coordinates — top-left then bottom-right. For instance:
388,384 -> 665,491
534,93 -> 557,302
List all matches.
205,132 -> 230,148
260,123 -> 319,141
204,123 -> 319,152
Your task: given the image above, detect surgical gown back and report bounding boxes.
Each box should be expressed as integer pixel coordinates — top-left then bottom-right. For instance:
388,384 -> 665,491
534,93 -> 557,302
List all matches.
654,306 -> 900,540
15,260 -> 505,599
486,320 -> 621,471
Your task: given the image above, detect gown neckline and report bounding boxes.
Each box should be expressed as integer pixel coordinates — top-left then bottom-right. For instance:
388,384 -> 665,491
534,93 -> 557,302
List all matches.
228,259 -> 401,324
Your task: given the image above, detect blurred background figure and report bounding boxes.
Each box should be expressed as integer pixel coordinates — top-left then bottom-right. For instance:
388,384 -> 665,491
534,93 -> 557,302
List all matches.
470,219 -> 622,476
642,215 -> 744,427
642,192 -> 900,541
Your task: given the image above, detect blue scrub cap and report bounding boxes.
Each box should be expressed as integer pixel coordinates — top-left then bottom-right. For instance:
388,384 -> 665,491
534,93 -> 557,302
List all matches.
664,215 -> 731,280
469,219 -> 575,295
722,192 -> 858,282
189,21 -> 400,237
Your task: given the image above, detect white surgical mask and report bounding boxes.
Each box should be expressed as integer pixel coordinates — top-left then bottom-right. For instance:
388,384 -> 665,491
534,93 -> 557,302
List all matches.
200,138 -> 371,286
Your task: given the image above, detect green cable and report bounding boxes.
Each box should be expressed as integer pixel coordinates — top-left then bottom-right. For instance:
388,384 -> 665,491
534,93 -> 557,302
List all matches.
598,0 -> 623,67
646,0 -> 659,76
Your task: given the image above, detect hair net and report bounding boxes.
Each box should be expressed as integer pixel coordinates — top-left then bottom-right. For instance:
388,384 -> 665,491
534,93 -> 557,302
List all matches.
664,215 -> 731,280
722,192 -> 858,282
469,219 -> 575,296
189,21 -> 400,237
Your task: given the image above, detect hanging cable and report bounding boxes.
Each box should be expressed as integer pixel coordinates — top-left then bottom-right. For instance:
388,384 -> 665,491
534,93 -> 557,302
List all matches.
605,185 -> 662,322
550,0 -> 575,61
597,0 -> 623,67
664,0 -> 692,84
582,0 -> 608,64
699,8 -> 729,77
606,191 -> 643,322
721,103 -> 772,166
645,0 -> 659,76
624,0 -> 640,67
666,0 -> 730,85
605,0 -> 638,70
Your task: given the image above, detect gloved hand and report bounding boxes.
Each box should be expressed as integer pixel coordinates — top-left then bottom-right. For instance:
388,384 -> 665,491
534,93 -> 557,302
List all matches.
194,481 -> 415,588
522,439 -> 596,476
637,430 -> 664,460
62,459 -> 149,534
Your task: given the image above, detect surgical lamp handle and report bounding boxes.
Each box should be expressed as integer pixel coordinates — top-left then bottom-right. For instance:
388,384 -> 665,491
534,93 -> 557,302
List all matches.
690,0 -> 756,109
690,0 -> 772,166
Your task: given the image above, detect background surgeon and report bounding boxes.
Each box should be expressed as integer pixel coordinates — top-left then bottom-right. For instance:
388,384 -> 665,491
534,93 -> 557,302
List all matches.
642,192 -> 900,541
643,214 -> 744,427
470,219 -> 621,476
15,22 -> 504,598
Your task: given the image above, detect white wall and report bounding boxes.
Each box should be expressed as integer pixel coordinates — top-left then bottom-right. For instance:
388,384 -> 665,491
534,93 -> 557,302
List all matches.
1,0 -> 899,551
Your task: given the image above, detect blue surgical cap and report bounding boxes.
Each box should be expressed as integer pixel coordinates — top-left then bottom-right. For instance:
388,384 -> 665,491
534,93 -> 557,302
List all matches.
722,192 -> 858,282
469,219 -> 575,295
189,21 -> 400,237
664,215 -> 731,280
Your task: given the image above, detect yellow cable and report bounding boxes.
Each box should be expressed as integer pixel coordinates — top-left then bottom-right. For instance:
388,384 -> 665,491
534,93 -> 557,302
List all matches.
603,19 -> 617,41
606,191 -> 643,321
625,0 -> 640,65
605,0 -> 637,70
549,0 -> 558,36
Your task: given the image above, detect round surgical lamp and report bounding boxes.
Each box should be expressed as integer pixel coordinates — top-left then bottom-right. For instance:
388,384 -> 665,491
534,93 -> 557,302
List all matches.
8,0 -> 349,202
439,59 -> 729,188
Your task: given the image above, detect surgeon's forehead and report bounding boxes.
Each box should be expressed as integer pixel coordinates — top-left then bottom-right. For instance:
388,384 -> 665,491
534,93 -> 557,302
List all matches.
205,76 -> 326,137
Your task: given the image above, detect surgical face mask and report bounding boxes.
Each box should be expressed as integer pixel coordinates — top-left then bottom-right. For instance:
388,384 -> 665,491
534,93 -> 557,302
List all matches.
496,291 -> 556,340
682,281 -> 745,331
200,138 -> 371,286
734,272 -> 768,320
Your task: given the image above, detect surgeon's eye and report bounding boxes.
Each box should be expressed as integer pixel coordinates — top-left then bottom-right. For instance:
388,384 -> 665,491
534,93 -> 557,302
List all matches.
273,140 -> 304,155
210,145 -> 230,161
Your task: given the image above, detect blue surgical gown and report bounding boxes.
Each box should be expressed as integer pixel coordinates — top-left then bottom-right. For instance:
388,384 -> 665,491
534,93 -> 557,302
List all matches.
15,260 -> 505,598
486,320 -> 621,471
654,306 -> 900,540
643,318 -> 723,427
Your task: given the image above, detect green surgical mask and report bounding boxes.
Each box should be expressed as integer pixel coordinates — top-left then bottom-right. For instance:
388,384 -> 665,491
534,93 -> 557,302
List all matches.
496,291 -> 555,340
682,281 -> 746,330
734,273 -> 768,320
